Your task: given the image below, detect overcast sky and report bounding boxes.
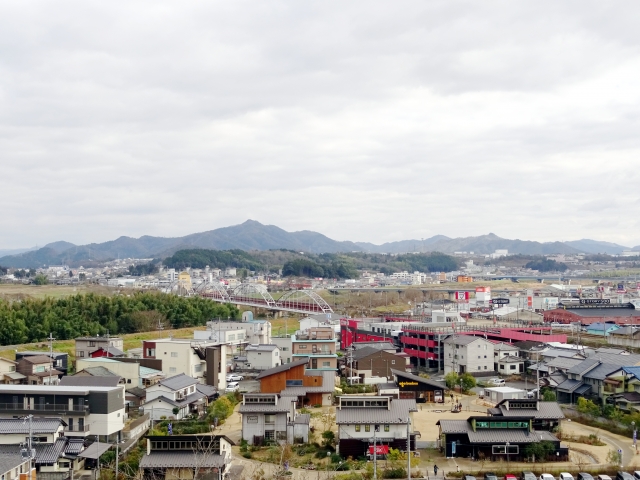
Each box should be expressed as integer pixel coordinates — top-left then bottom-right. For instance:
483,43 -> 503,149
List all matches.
2,1 -> 640,249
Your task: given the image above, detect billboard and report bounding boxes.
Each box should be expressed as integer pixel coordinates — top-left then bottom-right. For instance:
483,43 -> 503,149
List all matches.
476,287 -> 491,293
455,291 -> 469,301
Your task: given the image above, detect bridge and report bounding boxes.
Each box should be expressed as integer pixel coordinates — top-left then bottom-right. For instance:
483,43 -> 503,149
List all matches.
190,282 -> 334,314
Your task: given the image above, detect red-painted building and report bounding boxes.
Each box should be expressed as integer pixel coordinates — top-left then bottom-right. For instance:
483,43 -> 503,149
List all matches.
544,306 -> 640,325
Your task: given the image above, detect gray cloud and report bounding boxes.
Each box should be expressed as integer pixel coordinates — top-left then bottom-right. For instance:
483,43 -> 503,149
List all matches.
1,1 -> 640,248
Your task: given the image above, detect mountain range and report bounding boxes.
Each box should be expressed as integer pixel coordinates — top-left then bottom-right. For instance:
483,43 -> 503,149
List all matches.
0,220 -> 638,268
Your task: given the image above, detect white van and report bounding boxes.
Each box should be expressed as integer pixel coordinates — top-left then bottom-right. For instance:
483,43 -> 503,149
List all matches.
488,378 -> 505,386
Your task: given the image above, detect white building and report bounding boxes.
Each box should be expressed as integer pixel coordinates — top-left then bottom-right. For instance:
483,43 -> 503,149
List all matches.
204,320 -> 271,345
271,336 -> 293,364
239,393 -> 295,445
245,344 -> 281,370
144,374 -> 212,421
443,335 -> 495,375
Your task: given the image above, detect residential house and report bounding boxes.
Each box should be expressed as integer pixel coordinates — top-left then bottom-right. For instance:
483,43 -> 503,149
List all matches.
270,336 -> 293,364
140,435 -> 234,480
346,347 -> 405,380
335,395 -> 418,459
0,358 -> 24,384
16,351 -> 69,375
245,345 -> 281,370
443,335 -> 494,375
0,448 -> 32,480
291,327 -> 338,371
16,355 -> 62,385
0,384 -> 125,442
76,357 -> 164,388
239,393 -> 294,445
199,320 -> 271,345
488,398 -> 564,430
437,415 -> 564,460
142,338 -> 227,391
256,360 -> 334,407
75,336 -> 124,360
143,374 -> 209,421
493,342 -> 524,376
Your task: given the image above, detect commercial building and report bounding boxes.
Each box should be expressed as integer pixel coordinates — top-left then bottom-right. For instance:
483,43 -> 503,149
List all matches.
335,395 -> 417,459
391,369 -> 445,403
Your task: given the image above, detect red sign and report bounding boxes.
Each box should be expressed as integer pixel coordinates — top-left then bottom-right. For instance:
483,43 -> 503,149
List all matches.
455,291 -> 469,300
527,296 -> 533,307
369,445 -> 389,455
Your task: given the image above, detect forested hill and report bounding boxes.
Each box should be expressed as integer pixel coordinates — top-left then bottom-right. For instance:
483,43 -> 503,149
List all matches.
0,292 -> 238,346
161,249 -> 459,279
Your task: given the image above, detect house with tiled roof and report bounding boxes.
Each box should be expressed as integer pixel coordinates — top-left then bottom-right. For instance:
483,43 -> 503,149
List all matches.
143,374 -> 208,421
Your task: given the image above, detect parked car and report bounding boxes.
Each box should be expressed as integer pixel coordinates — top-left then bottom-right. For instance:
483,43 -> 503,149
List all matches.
226,374 -> 244,382
522,471 -> 537,480
577,473 -> 594,480
488,378 -> 506,386
505,474 -> 517,480
616,473 -> 634,480
484,473 -> 497,480
226,382 -> 240,392
597,475 -> 612,480
560,473 -> 574,480
633,473 -> 640,480
464,476 -> 476,480
540,474 -> 556,480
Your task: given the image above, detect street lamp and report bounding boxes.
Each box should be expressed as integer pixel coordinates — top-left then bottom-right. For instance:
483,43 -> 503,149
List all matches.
506,442 -> 510,471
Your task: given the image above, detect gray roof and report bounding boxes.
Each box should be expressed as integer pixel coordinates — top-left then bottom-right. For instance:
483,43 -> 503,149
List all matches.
588,352 -> 640,365
148,392 -> 205,408
437,420 -> 559,443
493,343 -> 519,351
196,384 -> 217,397
19,355 -> 52,364
36,437 -> 66,465
239,402 -> 292,413
0,450 -> 27,474
76,336 -> 122,341
352,341 -> 395,350
377,383 -> 399,390
443,335 -> 485,346
59,376 -> 122,387
391,369 -> 446,390
546,357 -> 583,371
280,386 -> 333,396
542,349 -> 586,359
139,452 -> 225,469
567,358 -> 601,376
245,344 -> 278,352
78,442 -> 111,459
596,347 -> 630,354
0,418 -> 66,434
494,400 -> 565,419
64,439 -> 85,456
556,379 -> 585,393
255,359 -> 309,380
126,387 -> 146,398
498,356 -> 523,364
336,399 -> 417,425
584,363 -> 623,381
78,366 -> 119,376
159,373 -> 198,390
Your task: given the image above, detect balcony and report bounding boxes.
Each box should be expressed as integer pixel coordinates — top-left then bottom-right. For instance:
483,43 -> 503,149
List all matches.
0,403 -> 89,414
64,424 -> 90,436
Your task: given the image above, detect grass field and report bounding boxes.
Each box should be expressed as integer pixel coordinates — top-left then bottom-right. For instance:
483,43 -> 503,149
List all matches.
0,283 -> 116,300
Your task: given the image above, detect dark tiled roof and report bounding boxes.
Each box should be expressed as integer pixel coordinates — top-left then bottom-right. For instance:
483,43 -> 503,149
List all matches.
78,366 -> 119,377
64,439 -> 85,456
443,335 -> 483,345
352,346 -> 383,361
36,437 -> 67,465
0,450 -> 28,473
19,355 -> 52,364
280,386 -> 333,397
139,452 -> 225,469
436,419 -> 469,434
196,384 -> 217,397
391,369 -> 445,390
494,400 -> 564,419
0,418 -> 66,434
336,399 -> 417,425
255,359 -> 309,380
238,403 -> 291,413
126,387 -> 146,398
159,373 -> 198,390
148,392 -> 205,408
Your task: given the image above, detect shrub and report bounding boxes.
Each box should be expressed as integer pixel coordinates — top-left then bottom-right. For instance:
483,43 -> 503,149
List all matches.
242,452 -> 252,459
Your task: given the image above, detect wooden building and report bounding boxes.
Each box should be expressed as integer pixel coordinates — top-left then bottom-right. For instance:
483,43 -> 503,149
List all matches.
391,368 -> 445,403
256,359 -> 333,406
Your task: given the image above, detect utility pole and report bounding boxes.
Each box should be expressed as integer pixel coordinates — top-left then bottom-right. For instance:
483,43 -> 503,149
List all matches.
373,426 -> 377,480
115,442 -> 119,480
406,417 -> 411,480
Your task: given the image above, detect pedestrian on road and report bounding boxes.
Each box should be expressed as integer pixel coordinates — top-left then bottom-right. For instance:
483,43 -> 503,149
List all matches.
434,465 -> 439,475
457,465 -> 460,473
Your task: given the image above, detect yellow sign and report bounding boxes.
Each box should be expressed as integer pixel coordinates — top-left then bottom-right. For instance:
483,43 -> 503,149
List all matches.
399,381 -> 419,388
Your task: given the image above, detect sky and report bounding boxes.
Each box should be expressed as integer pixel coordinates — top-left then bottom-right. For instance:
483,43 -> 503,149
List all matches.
2,1 -> 640,249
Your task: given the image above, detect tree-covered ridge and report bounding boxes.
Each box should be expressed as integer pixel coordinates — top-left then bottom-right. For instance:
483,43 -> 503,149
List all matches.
524,258 -> 568,272
0,292 -> 238,345
163,249 -> 265,270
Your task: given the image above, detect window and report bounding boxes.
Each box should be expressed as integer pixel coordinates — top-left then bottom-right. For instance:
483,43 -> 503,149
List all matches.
171,352 -> 178,358
391,360 -> 395,365
298,345 -> 307,349
484,366 -> 487,370
286,380 -> 303,387
79,351 -> 85,358
478,356 -> 481,359
384,425 -> 389,432
89,341 -> 95,347
194,364 -> 203,373
264,431 -> 275,440
355,425 -> 361,432
127,379 -> 131,384
322,361 -> 330,367
484,355 -> 487,358
510,365 -> 516,370
282,347 -> 289,351
264,415 -> 275,424
478,366 -> 481,370
170,367 -> 177,373
365,425 -> 370,432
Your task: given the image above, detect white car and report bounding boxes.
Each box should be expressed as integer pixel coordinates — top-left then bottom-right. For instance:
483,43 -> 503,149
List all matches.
488,378 -> 505,386
559,473 -> 574,480
540,474 -> 556,480
226,382 -> 240,392
226,374 -> 244,382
